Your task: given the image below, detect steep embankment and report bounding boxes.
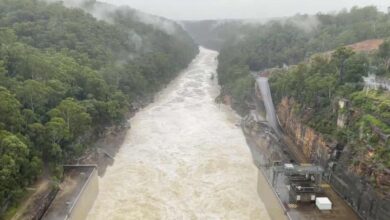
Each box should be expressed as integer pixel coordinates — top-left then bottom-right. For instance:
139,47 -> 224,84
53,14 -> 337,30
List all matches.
268,41 -> 390,219
273,95 -> 390,220
214,7 -> 390,114
0,0 -> 198,218
276,98 -> 335,167
205,6 -> 390,220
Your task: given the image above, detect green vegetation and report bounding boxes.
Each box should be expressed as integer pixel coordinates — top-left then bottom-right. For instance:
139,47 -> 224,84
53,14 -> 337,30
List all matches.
0,0 -> 197,214
375,40 -> 390,78
269,44 -> 390,183
217,7 -> 390,111
183,20 -> 257,50
215,6 -> 390,186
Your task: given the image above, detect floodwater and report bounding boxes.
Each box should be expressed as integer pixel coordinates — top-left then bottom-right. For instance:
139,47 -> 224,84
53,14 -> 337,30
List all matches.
87,48 -> 271,220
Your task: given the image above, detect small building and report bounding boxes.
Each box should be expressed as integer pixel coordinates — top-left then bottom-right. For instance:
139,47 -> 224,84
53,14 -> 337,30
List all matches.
274,164 -> 324,203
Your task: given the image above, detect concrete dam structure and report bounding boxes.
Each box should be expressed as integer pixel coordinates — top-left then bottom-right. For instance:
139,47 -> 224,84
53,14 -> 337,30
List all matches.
42,166 -> 99,220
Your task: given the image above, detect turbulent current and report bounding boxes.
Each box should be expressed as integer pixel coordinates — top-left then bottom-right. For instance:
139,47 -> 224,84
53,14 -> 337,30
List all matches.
256,77 -> 281,135
87,48 -> 271,220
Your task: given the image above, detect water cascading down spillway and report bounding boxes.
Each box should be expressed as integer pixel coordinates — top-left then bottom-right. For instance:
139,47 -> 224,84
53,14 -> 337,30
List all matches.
256,77 -> 281,136
86,48 -> 271,220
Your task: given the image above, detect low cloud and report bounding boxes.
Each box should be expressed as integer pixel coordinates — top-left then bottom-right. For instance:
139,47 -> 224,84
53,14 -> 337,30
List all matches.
42,0 -> 179,35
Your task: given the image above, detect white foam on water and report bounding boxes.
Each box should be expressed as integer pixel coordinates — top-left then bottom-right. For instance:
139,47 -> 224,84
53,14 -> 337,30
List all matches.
256,77 -> 281,135
87,48 -> 270,220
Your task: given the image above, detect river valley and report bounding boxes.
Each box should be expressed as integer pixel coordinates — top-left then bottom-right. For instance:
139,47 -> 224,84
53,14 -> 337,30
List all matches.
86,48 -> 271,220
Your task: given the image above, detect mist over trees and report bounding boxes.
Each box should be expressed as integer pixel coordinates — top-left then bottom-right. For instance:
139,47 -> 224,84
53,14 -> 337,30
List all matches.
212,6 -> 390,188
215,6 -> 390,113
268,40 -> 390,188
0,0 -> 198,213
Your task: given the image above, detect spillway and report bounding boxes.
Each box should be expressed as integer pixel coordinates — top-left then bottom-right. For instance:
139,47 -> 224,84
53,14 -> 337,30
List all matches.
256,77 -> 281,135
86,48 -> 271,220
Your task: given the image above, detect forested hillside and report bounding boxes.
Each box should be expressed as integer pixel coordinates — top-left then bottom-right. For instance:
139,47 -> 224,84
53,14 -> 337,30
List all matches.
215,7 -> 390,112
0,0 -> 198,214
270,42 -> 390,177
182,20 -> 257,50
213,5 -> 390,196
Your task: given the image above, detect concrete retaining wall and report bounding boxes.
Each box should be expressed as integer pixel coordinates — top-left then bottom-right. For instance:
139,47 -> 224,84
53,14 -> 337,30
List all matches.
256,170 -> 289,220
331,151 -> 390,220
67,168 -> 98,220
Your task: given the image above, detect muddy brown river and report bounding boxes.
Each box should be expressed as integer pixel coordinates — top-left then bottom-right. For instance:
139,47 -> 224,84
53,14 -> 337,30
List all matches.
86,48 -> 271,220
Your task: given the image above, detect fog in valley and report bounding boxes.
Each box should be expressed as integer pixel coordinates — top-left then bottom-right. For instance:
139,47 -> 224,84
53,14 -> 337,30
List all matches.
101,0 -> 388,20
1,1 -> 390,220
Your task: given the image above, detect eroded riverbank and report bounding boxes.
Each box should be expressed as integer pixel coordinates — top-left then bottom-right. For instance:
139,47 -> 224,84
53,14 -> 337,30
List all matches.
86,48 -> 274,219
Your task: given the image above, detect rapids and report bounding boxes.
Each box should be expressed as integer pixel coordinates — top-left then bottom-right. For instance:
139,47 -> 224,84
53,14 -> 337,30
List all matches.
87,48 -> 271,220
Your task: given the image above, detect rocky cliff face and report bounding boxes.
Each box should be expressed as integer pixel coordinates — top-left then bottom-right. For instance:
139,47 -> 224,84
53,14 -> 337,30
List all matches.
274,97 -> 390,220
277,97 -> 338,167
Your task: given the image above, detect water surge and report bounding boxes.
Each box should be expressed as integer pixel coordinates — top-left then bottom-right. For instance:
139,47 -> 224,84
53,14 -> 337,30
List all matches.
256,77 -> 281,135
87,48 -> 271,220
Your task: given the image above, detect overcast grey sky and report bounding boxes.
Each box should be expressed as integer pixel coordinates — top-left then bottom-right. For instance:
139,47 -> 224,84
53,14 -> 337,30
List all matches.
100,0 -> 389,20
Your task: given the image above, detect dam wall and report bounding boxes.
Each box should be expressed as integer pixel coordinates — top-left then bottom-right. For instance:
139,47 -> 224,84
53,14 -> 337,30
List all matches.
67,167 -> 98,220
42,165 -> 98,220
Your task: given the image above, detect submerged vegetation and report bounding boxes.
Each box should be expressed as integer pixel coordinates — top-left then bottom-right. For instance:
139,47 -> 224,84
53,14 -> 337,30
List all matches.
0,0 -> 198,213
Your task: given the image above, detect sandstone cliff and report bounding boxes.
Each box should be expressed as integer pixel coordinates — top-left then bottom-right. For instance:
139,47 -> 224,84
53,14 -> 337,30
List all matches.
274,96 -> 390,220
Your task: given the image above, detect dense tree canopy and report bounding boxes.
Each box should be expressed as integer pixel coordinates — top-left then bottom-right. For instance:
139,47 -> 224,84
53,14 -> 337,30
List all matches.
216,6 -> 390,113
213,6 -> 390,186
0,131 -> 33,208
269,46 -> 390,182
0,0 -> 198,213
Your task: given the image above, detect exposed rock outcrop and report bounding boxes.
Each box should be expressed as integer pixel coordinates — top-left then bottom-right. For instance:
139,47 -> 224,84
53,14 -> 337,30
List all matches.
277,98 -> 337,168
275,97 -> 390,220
